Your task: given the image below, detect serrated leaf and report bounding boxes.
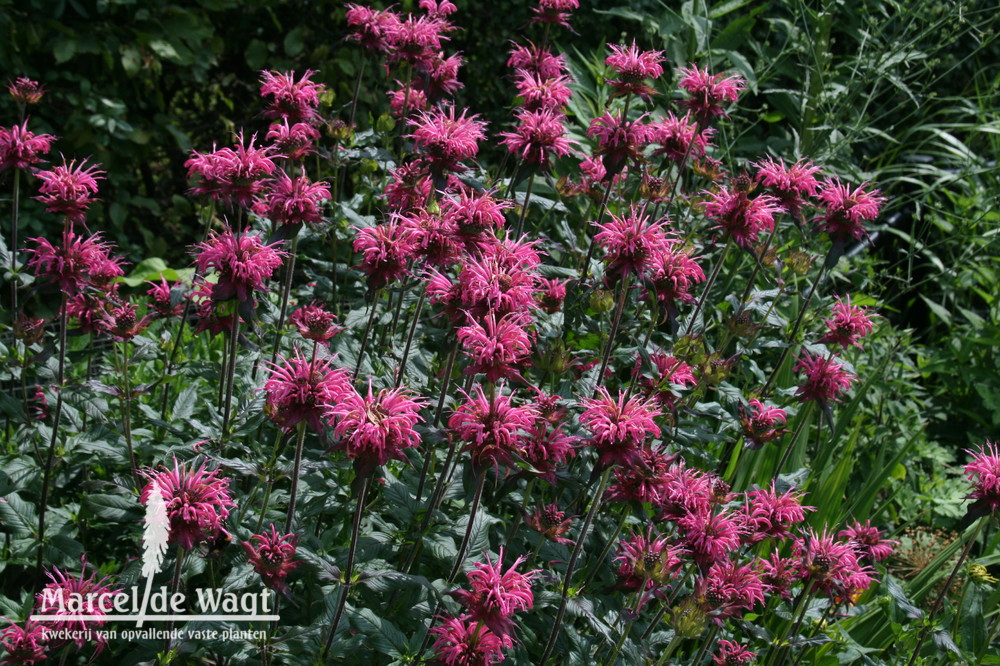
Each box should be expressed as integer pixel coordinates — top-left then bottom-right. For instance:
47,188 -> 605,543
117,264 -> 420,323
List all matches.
85,493 -> 141,521
351,608 -> 409,658
171,383 -> 199,421
0,493 -> 38,536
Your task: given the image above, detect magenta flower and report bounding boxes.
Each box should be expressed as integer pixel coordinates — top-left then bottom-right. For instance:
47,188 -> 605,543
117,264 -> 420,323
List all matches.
266,120 -> 320,161
420,0 -> 458,18
816,178 -> 885,243
33,157 -> 103,223
193,227 -> 286,303
614,527 -> 683,588
794,529 -> 874,601
8,77 -> 45,105
458,255 -> 538,318
408,105 -> 487,173
755,157 -> 821,217
450,548 -> 538,639
839,520 -> 898,562
449,384 -> 537,472
264,351 -> 352,432
458,312 -> 533,383
605,41 -> 665,99
819,295 -> 876,349
740,483 -> 811,543
33,565 -> 123,650
242,524 -> 300,597
254,170 -> 331,227
678,507 -> 743,568
415,52 -> 465,102
430,613 -> 513,665
531,0 -> 579,28
499,108 -> 573,167
580,387 -> 661,469
593,205 -> 671,283
107,300 -> 152,341
345,4 -> 401,53
0,120 -> 55,172
353,219 -> 418,289
289,302 -> 342,342
384,161 -> 432,211
385,15 -> 450,65
703,185 -> 782,249
607,446 -> 676,505
514,70 -> 573,111
0,620 -> 48,664
524,504 -> 575,545
794,353 -> 855,404
678,64 -> 745,124
535,278 -> 567,314
657,459 -> 713,519
519,415 -> 577,483
140,458 -> 236,551
507,41 -> 567,80
387,82 -> 428,117
644,243 -> 705,311
696,559 -> 767,619
25,230 -> 123,296
587,111 -> 652,178
326,381 -> 426,474
146,277 -> 184,319
649,111 -> 714,163
713,640 -> 756,665
761,553 -> 798,600
739,399 -> 787,450
185,132 -> 278,208
442,188 -> 510,247
259,69 -> 324,123
964,442 -> 1000,515
637,353 -> 697,410
398,208 -> 462,267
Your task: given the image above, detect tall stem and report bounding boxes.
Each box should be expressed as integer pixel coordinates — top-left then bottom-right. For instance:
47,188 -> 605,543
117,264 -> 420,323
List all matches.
514,172 -> 536,238
447,471 -> 487,583
539,467 -> 614,665
322,474 -> 371,659
354,290 -> 382,378
683,236 -> 732,337
268,236 -> 299,373
35,294 -> 67,580
595,274 -> 632,393
221,314 -> 241,440
119,341 -> 140,488
578,184 -> 615,283
284,423 -> 308,533
9,167 -> 20,317
773,403 -> 813,479
395,291 -> 426,387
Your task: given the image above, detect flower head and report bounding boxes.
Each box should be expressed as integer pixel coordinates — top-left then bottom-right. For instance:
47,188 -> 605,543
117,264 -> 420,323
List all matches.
242,525 -> 300,596
0,620 -> 48,664
33,157 -> 103,223
193,227 -> 286,303
514,70 -> 572,111
0,120 -> 55,172
430,614 -> 513,665
643,243 -> 705,310
535,278 -> 567,314
819,295 -> 876,349
524,504 -> 575,545
739,399 -> 787,450
264,351 -> 352,432
408,106 -> 487,173
713,640 -> 756,666
457,312 -> 533,383
507,41 -> 567,80
794,353 -> 854,404
8,77 -> 45,105
345,4 -> 401,53
384,161 -> 432,211
605,41 -> 665,99
254,170 -> 331,227
33,565 -> 122,649
794,529 -> 874,601
580,387 -> 661,469
740,483 -> 811,543
259,69 -> 324,123
615,527 -> 684,588
140,459 -> 235,551
531,0 -> 579,28
499,108 -> 572,167
649,112 -> 713,163
703,185 -> 781,249
146,277 -> 185,319
185,132 -> 278,208
678,64 -> 745,124
839,520 -> 897,562
353,219 -> 418,289
289,302 -> 342,341
387,82 -> 428,117
593,206 -> 671,284
678,508 -> 744,568
266,120 -> 320,161
696,559 -> 767,619
754,157 -> 821,217
25,230 -> 123,296
449,548 -> 538,639
449,384 -> 537,472
965,442 -> 1000,515
587,112 -> 652,179
816,179 -> 885,243
326,381 -> 426,474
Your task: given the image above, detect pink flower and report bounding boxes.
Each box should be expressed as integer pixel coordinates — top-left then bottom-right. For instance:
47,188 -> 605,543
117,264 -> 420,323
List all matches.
398,208 -> 462,267
259,69 -> 324,123
678,64 -> 745,124
408,106 -> 487,173
637,353 -> 697,410
605,41 -> 665,99
146,277 -> 185,319
739,399 -> 787,450
594,206 -> 671,283
580,387 -> 661,469
326,381 -> 426,473
430,614 -> 513,665
524,504 -> 575,545
964,442 -> 1000,515
519,413 -> 577,482
450,548 -> 538,639
420,0 -> 458,18
185,132 -> 278,208
289,302 -> 342,341
387,82 -> 428,117
644,243 -> 705,310
415,52 -> 465,101
242,524 -> 300,596
587,111 -> 652,178
713,640 -> 756,665
614,527 -> 684,588
678,506 -> 744,567
108,300 -> 152,341
254,170 -> 331,227
657,459 -> 713,519
839,520 -> 897,562
193,227 -> 286,303
25,230 -> 123,296
696,559 -> 767,619
458,254 -> 538,318
499,108 -> 572,167
816,178 -> 885,243
514,70 -> 573,111
0,120 -> 55,172
33,565 -> 122,650
353,219 -> 418,289
345,4 -> 400,53
531,0 -> 579,28
441,187 -> 510,240
140,458 -> 236,551
384,162 -> 432,211
740,483 -> 811,543
607,446 -> 676,505
702,185 -> 782,249
755,157 -> 821,217
0,620 -> 48,664
507,42 -> 567,80
265,120 -> 320,161
33,157 -> 103,223
819,295 -> 876,349
449,384 -> 537,472
458,312 -> 533,383
8,77 -> 45,105
794,529 -> 874,601
264,351 -> 352,432
535,278 -> 567,314
649,111 -> 713,163
761,552 -> 798,600
794,353 -> 854,404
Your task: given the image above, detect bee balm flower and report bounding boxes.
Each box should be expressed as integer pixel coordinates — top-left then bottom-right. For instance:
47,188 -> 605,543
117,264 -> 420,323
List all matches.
140,458 -> 236,551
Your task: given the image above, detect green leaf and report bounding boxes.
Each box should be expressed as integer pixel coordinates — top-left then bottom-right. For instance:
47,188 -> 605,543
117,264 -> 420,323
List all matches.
172,383 -> 199,421
283,27 -> 308,57
53,39 -> 77,64
0,493 -> 38,537
959,581 -> 986,654
85,493 -> 141,522
351,608 -> 409,658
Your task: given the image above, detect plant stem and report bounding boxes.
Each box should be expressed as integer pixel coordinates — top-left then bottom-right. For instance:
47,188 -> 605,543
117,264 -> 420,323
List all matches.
595,274 -> 632,393
395,291 -> 426,387
35,293 -> 67,580
773,402 -> 813,479
119,341 -> 140,488
653,630 -> 683,666
448,470 -> 487,583
539,466 -> 614,666
322,474 -> 371,659
221,314 -> 241,440
683,236 -> 733,337
267,235 -> 299,374
354,290 -> 382,378
283,423 -> 307,533
9,167 -> 20,317
514,171 -> 536,238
